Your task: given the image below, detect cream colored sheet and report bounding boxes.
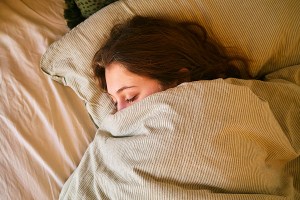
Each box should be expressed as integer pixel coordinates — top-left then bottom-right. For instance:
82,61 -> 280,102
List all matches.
60,73 -> 300,199
0,0 -> 96,199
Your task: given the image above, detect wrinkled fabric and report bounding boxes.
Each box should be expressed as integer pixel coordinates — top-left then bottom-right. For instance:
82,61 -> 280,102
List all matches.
0,0 -> 96,199
60,71 -> 300,199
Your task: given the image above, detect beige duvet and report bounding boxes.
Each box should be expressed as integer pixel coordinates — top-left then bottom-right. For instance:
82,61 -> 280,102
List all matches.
60,66 -> 300,199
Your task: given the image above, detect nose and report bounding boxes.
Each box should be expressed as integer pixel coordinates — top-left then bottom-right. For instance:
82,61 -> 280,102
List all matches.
117,101 -> 127,111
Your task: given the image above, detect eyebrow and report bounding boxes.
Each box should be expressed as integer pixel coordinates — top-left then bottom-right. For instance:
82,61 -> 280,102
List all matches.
114,86 -> 137,94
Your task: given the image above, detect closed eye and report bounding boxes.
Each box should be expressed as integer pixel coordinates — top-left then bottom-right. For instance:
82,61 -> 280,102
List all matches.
112,96 -> 137,107
126,96 -> 137,103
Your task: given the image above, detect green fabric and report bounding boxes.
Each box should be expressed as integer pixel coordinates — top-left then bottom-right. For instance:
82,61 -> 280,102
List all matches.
64,0 -> 85,28
75,0 -> 118,18
64,0 -> 118,28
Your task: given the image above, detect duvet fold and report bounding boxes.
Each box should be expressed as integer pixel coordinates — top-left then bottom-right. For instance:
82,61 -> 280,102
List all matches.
60,70 -> 300,199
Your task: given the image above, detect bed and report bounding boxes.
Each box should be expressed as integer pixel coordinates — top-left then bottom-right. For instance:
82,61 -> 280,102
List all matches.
1,0 -> 300,199
0,0 -> 96,199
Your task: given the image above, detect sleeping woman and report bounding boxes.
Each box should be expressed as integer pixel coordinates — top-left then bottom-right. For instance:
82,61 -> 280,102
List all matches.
60,16 -> 300,199
92,16 -> 252,111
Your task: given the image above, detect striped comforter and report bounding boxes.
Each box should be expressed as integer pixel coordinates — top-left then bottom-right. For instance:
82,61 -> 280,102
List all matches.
60,66 -> 300,199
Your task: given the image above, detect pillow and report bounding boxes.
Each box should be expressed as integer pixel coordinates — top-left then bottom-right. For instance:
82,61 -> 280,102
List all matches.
41,0 -> 300,127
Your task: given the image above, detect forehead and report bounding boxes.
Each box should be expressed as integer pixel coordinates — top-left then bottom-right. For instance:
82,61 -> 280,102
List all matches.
105,62 -> 141,93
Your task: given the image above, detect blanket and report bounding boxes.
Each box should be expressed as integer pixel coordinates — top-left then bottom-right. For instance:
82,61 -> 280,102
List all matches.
64,0 -> 118,28
59,66 -> 300,199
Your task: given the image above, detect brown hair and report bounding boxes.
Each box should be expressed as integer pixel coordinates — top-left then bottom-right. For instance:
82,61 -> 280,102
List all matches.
92,16 -> 251,90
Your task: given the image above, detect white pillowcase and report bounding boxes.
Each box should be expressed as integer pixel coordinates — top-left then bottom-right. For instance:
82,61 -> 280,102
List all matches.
41,0 -> 300,127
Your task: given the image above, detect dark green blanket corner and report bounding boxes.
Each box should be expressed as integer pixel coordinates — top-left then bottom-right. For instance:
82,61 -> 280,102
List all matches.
64,0 -> 118,29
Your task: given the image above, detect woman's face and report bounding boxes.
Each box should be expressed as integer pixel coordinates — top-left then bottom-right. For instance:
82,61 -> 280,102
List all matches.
105,62 -> 163,111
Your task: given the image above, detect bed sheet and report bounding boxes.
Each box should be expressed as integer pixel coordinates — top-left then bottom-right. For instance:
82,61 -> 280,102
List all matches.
0,0 -> 96,199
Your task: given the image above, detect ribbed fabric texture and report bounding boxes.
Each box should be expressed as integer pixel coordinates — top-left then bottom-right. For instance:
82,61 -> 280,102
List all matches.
40,0 -> 300,127
39,0 -> 300,198
59,77 -> 300,199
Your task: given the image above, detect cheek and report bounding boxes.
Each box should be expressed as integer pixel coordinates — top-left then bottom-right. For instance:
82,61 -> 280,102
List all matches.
141,84 -> 163,98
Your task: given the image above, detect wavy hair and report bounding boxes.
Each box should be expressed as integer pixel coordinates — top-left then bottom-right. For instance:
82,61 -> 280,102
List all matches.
92,16 -> 251,90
